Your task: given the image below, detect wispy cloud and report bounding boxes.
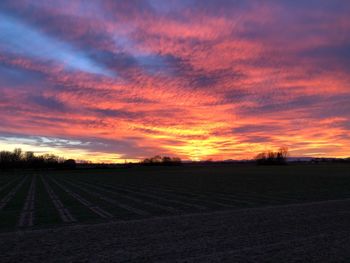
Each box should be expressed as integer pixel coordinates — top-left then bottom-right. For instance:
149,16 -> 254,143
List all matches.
0,0 -> 349,161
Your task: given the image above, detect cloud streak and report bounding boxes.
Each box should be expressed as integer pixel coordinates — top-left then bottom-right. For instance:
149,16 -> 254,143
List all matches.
0,0 -> 349,161
0,13 -> 114,77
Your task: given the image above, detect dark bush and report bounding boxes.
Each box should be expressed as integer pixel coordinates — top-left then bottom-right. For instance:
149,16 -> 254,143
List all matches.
63,159 -> 77,169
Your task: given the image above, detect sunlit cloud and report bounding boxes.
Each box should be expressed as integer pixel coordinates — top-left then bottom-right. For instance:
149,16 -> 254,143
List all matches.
0,0 -> 349,162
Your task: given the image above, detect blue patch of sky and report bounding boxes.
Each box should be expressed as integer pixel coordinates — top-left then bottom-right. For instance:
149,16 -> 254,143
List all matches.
0,13 -> 115,77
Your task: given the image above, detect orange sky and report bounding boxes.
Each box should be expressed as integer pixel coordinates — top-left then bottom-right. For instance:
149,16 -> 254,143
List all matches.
0,1 -> 350,162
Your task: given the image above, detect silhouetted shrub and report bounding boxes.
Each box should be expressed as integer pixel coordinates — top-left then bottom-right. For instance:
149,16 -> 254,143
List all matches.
63,159 -> 77,169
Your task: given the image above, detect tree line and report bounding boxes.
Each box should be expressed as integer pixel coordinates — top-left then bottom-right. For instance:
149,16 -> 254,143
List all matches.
0,148 -> 76,169
255,147 -> 289,165
142,155 -> 182,166
2,147 -> 348,169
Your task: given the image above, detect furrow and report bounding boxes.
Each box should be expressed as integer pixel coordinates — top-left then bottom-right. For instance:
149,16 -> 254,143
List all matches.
0,176 -> 28,210
127,183 -> 251,208
75,179 -> 181,214
40,175 -> 76,223
49,178 -> 113,219
61,179 -> 150,217
122,183 -> 247,207
18,175 -> 36,227
0,176 -> 22,194
108,184 -> 208,210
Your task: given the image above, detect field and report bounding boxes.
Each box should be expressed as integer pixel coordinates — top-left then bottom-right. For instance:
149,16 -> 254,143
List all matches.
1,164 -> 350,262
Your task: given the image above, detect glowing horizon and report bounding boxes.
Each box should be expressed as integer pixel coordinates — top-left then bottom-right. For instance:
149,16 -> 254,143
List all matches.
1,1 -> 350,163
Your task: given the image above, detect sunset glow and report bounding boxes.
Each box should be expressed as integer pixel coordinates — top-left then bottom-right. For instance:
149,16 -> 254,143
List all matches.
1,1 -> 350,162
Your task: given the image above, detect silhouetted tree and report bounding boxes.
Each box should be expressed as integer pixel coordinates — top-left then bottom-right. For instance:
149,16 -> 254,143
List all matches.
0,148 -> 76,169
279,146 -> 289,159
142,155 -> 182,166
171,157 -> 182,165
13,148 -> 23,162
151,155 -> 162,163
255,147 -> 288,165
24,151 -> 35,163
162,156 -> 172,164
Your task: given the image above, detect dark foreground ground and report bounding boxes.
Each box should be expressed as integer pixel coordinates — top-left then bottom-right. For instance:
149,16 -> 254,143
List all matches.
0,164 -> 350,262
1,199 -> 350,262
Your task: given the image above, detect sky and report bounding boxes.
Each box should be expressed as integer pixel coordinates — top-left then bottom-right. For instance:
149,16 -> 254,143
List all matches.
0,0 -> 350,162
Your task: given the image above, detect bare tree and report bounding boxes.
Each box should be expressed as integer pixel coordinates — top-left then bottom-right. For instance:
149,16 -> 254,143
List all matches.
255,147 -> 288,165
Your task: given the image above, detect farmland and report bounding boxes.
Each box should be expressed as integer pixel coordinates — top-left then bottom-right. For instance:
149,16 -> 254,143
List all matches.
1,164 -> 350,262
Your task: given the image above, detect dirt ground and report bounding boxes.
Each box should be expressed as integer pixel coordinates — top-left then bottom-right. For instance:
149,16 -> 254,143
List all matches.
1,198 -> 349,263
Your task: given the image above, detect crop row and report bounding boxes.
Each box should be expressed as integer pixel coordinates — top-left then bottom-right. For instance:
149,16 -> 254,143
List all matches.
2,169 -> 345,232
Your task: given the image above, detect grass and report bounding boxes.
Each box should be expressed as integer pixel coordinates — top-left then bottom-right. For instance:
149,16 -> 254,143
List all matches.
0,163 -> 350,232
